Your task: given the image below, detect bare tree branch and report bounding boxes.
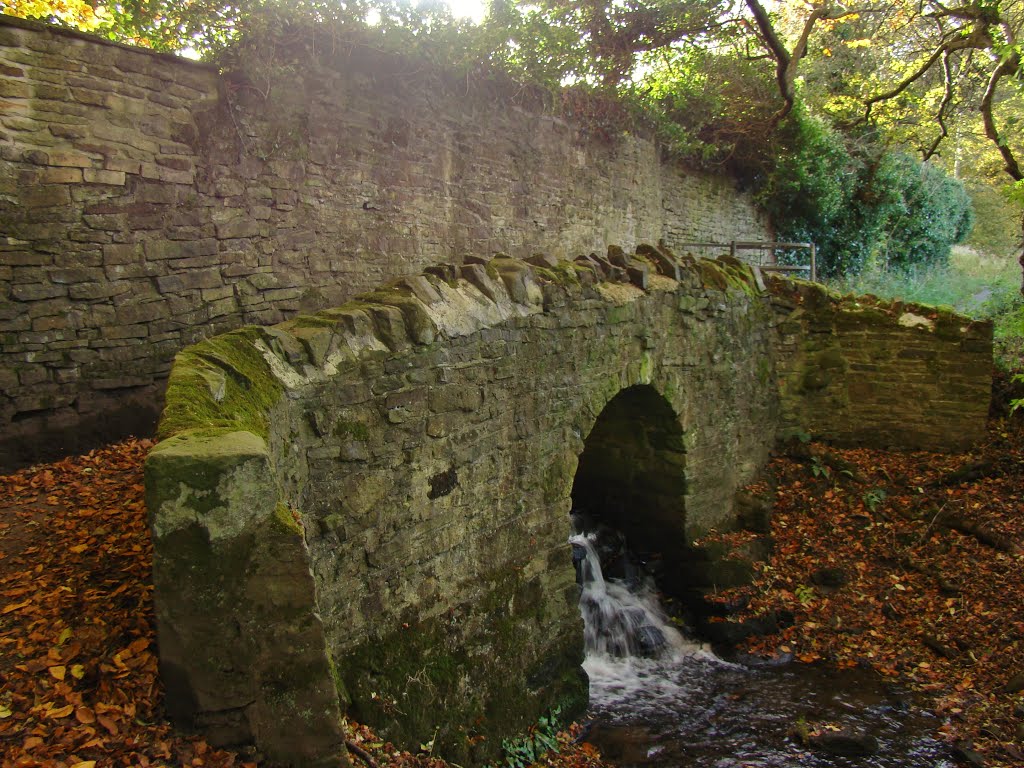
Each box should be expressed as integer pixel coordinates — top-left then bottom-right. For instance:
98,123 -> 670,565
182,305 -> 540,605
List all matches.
980,52 -> 1024,181
921,49 -> 954,160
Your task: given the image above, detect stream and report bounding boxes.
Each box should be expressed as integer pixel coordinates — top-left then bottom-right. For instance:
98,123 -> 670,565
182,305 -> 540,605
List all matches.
570,530 -> 956,767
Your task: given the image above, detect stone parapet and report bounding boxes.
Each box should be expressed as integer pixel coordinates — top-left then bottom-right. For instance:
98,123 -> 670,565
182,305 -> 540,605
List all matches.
768,277 -> 992,451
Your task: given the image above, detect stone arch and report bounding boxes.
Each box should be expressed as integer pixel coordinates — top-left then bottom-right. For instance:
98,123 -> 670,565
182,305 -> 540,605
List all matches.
571,384 -> 690,596
145,251 -> 786,766
144,247 -> 990,765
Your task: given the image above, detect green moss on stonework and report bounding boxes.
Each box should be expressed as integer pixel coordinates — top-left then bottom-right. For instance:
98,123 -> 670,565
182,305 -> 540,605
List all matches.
327,654 -> 351,708
572,263 -> 596,279
334,419 -> 370,442
338,567 -> 586,766
934,310 -> 970,341
273,502 -> 304,536
816,347 -> 846,370
157,326 -> 284,441
604,302 -> 636,324
359,289 -> 437,344
717,260 -> 757,295
533,261 -> 581,288
834,305 -> 891,330
284,314 -> 341,330
361,286 -> 414,305
697,260 -> 730,292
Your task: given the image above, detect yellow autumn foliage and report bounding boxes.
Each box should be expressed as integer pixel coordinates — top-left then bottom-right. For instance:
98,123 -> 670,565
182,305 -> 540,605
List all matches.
1,0 -> 109,31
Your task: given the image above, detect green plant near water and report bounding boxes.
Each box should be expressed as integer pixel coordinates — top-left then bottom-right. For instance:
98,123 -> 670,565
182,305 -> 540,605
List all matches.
795,584 -> 816,606
1010,375 -> 1024,414
810,456 -> 830,480
492,707 -> 562,768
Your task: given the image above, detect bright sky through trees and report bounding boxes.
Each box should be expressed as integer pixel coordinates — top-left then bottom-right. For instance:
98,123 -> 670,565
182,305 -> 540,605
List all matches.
444,0 -> 485,23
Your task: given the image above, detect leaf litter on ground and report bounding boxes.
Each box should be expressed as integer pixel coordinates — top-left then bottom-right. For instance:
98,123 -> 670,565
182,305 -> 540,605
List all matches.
720,418 -> 1024,768
0,440 -> 603,768
2,422 -> 1021,767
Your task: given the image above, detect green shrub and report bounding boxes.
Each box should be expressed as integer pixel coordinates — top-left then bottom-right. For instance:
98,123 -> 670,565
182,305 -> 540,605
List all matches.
755,107 -> 974,279
879,154 -> 974,270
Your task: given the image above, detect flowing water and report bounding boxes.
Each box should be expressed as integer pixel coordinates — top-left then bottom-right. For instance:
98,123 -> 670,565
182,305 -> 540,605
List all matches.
570,531 -> 955,767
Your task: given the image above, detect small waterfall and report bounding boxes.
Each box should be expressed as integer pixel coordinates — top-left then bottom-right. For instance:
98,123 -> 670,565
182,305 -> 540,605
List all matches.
570,527 -> 952,767
569,532 -> 689,660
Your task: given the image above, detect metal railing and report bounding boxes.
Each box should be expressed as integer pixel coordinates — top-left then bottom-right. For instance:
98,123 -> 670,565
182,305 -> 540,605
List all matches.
673,241 -> 817,283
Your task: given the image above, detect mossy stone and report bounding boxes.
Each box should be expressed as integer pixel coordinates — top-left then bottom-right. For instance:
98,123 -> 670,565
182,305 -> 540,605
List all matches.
338,568 -> 585,766
158,326 -> 285,441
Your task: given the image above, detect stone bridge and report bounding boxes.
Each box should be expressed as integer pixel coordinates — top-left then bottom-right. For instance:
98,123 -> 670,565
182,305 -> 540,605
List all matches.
145,246 -> 991,767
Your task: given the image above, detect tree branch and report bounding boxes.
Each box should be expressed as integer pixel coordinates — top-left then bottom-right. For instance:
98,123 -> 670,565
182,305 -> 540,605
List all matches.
857,32 -> 983,124
921,50 -> 954,161
747,1 -> 874,126
745,0 -> 795,124
980,53 -> 1024,181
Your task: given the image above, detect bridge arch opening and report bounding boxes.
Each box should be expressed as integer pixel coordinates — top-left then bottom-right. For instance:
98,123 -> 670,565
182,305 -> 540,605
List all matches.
570,384 -> 689,596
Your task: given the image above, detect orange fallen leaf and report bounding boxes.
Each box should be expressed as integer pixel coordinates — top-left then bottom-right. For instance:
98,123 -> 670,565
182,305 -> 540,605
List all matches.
2,599 -> 32,614
75,707 -> 96,724
97,714 -> 118,735
49,665 -> 67,680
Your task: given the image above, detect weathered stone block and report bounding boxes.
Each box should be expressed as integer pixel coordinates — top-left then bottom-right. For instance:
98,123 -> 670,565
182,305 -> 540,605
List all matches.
215,217 -> 260,239
146,430 -> 347,767
155,269 -> 223,293
144,238 -> 218,261
0,79 -> 31,98
83,168 -> 126,185
11,282 -> 66,301
23,185 -> 71,208
47,149 -> 95,168
116,301 -> 168,324
36,167 -> 83,184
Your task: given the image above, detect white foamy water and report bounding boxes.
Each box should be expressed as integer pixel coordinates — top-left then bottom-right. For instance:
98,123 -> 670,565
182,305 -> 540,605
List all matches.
571,532 -> 694,659
571,532 -> 728,714
570,530 -> 952,767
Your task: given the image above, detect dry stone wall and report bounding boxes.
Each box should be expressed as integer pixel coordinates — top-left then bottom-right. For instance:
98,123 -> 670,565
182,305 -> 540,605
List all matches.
0,15 -> 771,468
771,279 -> 992,451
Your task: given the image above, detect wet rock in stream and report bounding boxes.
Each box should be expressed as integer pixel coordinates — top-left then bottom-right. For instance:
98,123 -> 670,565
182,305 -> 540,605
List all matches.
808,729 -> 880,757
